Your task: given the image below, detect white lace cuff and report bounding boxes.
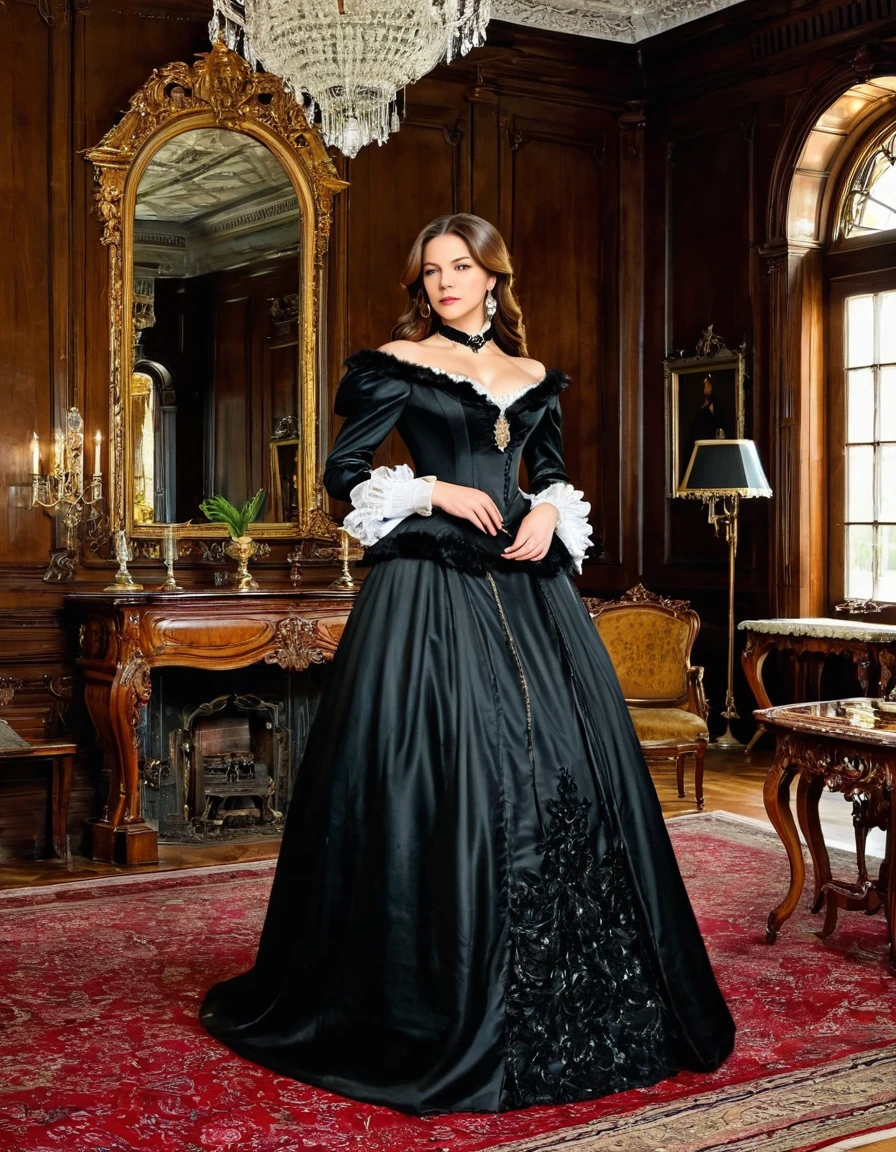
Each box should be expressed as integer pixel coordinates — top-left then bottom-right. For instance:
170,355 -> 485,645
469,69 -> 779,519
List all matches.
343,464 -> 436,547
522,481 -> 593,574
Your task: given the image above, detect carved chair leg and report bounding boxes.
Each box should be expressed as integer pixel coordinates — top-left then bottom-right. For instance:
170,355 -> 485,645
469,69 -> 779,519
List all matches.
676,754 -> 685,799
694,743 -> 706,811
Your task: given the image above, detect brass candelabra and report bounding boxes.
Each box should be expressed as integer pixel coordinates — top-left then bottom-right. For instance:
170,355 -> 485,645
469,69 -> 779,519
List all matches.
31,407 -> 105,582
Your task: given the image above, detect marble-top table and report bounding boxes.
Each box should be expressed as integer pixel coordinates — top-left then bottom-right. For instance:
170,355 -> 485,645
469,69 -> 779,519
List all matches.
738,618 -> 896,751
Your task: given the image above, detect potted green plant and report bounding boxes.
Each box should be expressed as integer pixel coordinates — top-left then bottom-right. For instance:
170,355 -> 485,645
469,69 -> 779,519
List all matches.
200,489 -> 266,591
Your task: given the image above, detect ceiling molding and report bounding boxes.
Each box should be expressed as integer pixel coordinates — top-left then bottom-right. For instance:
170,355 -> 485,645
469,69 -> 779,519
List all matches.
493,0 -> 748,44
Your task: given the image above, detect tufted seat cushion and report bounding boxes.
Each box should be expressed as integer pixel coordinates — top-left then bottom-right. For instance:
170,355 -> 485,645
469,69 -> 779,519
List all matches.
628,707 -> 709,744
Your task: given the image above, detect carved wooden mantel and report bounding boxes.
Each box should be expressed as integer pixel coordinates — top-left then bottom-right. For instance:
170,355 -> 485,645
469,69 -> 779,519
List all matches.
66,587 -> 356,865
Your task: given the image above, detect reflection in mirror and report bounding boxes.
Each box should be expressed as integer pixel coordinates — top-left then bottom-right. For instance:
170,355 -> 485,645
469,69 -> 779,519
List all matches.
132,127 -> 301,526
132,360 -> 175,523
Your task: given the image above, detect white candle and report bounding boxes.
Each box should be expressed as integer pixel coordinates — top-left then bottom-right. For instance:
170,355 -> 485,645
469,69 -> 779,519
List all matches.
94,432 -> 102,476
31,433 -> 39,476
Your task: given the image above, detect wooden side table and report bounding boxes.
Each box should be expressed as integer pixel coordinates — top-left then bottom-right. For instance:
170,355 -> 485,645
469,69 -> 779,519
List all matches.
756,698 -> 895,971
740,618 -> 896,753
0,739 -> 77,858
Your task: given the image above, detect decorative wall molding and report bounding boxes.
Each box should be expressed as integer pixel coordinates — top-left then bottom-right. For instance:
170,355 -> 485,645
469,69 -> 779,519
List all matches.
494,0 -> 747,43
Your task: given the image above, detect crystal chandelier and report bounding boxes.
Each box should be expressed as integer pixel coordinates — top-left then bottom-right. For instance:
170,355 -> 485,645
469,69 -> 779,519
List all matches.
210,0 -> 490,158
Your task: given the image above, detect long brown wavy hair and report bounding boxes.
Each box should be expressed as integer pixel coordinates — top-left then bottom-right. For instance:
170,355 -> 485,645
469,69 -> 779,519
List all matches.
391,214 -> 528,356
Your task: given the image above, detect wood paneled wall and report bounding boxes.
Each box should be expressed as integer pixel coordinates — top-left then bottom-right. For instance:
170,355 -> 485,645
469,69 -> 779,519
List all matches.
329,59 -> 632,577
3,0 -> 896,854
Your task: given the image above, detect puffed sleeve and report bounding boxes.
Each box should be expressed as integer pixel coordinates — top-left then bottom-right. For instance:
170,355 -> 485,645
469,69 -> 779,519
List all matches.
324,363 -> 436,547
521,393 -> 594,574
522,393 -> 570,496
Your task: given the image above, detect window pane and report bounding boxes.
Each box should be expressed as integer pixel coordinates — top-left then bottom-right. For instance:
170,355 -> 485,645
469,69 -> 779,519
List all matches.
860,164 -> 896,233
878,525 -> 896,602
880,367 -> 896,441
881,292 -> 896,365
842,137 -> 896,238
846,524 -> 875,599
880,446 -> 896,520
847,445 -> 874,521
847,368 -> 875,442
847,295 -> 874,368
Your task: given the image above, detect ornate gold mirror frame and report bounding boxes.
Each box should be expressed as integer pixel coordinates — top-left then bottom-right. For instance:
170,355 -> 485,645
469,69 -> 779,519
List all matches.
86,41 -> 347,543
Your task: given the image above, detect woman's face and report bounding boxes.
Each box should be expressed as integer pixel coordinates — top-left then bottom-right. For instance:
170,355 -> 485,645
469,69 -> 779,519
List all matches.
421,234 -> 496,327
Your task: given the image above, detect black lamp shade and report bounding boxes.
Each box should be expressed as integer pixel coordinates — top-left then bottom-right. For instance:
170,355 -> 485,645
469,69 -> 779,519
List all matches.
679,439 -> 772,497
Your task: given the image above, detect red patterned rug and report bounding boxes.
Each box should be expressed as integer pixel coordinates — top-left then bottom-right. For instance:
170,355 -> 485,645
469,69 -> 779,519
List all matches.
1,813 -> 895,1152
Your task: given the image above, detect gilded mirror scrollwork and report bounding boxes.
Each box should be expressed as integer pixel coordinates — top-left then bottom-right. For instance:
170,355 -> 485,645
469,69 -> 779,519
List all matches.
86,41 -> 347,543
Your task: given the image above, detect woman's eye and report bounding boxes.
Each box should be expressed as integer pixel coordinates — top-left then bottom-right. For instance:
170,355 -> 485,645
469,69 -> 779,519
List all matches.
423,268 -> 435,276
456,264 -> 470,271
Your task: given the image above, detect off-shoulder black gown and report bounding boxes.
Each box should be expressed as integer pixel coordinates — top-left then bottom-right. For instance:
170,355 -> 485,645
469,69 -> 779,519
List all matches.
200,350 -> 735,1115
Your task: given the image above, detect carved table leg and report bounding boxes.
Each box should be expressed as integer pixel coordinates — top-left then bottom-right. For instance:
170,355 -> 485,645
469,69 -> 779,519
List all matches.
853,795 -> 873,890
804,656 -> 824,703
817,787 -> 886,941
887,788 -> 896,974
50,753 -> 73,859
878,649 -> 896,699
742,634 -> 774,754
763,749 -> 804,943
794,655 -> 807,703
853,647 -> 873,697
796,773 -> 829,913
84,654 -> 158,866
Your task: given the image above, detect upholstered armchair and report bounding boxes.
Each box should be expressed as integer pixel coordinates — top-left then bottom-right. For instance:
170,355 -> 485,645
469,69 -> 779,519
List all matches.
585,585 -> 710,810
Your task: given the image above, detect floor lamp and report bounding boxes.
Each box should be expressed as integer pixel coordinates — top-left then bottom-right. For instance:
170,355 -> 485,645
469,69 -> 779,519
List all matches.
678,439 -> 772,750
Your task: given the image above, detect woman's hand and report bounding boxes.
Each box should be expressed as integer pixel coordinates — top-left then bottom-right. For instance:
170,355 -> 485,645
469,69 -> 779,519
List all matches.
501,504 -> 559,562
431,481 -> 503,535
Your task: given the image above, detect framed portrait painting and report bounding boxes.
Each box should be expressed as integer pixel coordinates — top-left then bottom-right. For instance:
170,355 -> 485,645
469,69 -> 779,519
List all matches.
665,346 -> 745,495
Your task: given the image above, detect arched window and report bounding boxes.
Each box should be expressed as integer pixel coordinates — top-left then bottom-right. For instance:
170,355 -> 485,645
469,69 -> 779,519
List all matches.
825,96 -> 896,608
840,129 -> 896,238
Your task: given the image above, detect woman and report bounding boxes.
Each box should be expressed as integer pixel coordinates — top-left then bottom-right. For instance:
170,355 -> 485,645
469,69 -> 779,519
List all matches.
200,214 -> 735,1115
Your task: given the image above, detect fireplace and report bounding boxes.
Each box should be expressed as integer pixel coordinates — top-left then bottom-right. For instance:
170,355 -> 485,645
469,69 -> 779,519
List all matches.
140,663 -> 325,843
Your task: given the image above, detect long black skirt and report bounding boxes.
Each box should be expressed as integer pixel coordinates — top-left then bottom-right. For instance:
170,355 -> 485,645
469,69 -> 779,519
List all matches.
200,559 -> 735,1114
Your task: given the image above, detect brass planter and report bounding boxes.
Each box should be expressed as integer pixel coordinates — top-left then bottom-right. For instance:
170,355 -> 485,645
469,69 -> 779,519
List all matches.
224,535 -> 259,591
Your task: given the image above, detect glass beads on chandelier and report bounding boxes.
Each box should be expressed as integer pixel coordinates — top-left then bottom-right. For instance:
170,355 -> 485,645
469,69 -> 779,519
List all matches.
210,0 -> 491,158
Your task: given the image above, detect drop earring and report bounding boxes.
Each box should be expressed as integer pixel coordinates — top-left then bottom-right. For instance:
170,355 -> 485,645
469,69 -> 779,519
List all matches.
485,289 -> 497,321
418,293 -> 431,319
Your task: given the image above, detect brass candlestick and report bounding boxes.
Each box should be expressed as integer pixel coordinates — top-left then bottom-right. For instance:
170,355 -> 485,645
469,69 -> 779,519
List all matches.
104,529 -> 143,591
159,525 -> 183,592
329,528 -> 356,589
286,544 -> 303,587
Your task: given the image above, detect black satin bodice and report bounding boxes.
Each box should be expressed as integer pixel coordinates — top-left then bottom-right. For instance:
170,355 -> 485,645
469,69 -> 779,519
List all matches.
323,349 -> 575,575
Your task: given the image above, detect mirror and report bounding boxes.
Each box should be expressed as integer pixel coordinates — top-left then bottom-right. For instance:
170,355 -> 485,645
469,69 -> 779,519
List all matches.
132,128 -> 301,525
87,42 -> 347,542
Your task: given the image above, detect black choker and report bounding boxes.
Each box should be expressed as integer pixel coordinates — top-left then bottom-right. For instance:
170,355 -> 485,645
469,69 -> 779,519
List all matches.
437,320 -> 494,354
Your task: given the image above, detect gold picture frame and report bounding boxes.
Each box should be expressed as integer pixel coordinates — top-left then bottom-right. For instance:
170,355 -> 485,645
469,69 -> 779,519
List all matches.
665,334 -> 745,496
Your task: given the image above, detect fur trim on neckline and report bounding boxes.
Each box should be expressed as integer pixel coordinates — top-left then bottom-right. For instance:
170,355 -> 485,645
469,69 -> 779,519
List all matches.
344,349 -> 569,412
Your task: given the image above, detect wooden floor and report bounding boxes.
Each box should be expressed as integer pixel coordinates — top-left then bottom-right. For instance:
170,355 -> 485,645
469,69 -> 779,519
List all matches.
0,744 -> 886,885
